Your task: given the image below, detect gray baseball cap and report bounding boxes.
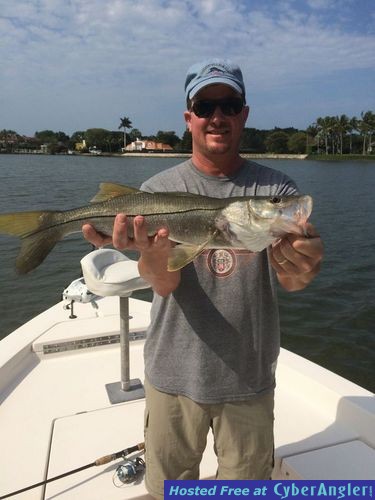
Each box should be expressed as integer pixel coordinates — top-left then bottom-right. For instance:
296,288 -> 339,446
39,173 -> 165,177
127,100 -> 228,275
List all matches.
185,59 -> 246,101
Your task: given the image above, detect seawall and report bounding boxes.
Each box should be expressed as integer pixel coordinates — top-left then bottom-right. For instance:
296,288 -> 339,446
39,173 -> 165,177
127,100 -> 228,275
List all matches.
121,153 -> 308,159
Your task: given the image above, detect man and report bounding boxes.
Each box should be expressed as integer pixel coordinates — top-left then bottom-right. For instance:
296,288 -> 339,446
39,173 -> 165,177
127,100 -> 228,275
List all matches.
83,59 -> 323,498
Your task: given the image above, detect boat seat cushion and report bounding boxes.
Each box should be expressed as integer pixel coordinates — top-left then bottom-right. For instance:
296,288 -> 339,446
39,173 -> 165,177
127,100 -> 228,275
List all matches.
81,249 -> 150,297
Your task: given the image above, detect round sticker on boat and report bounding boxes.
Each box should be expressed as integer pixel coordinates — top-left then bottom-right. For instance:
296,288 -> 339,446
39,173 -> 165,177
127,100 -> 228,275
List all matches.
207,249 -> 236,277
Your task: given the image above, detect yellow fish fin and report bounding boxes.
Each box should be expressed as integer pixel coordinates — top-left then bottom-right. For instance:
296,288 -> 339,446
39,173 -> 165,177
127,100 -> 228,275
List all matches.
0,211 -> 51,237
0,211 -> 62,274
167,231 -> 218,271
90,183 -> 141,203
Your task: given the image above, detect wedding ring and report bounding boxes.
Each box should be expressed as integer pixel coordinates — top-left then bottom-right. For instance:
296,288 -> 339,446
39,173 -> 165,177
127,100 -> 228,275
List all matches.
277,258 -> 288,265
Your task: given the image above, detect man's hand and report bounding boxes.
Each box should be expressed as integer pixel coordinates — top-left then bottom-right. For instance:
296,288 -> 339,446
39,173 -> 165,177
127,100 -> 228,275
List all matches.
82,224 -> 113,248
82,214 -> 180,296
270,223 -> 323,291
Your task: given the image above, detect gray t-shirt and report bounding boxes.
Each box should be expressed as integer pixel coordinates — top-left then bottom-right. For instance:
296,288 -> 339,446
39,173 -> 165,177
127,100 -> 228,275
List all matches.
141,159 -> 298,404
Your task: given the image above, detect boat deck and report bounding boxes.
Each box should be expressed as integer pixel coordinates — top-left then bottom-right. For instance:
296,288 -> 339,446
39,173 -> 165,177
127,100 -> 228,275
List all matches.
0,296 -> 374,499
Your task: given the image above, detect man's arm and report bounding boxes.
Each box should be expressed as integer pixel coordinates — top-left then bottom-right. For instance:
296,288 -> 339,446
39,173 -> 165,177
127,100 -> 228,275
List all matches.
82,214 -> 180,297
270,223 -> 323,292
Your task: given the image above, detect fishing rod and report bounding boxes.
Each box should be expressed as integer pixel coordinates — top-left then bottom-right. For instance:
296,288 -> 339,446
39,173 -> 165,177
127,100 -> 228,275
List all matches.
0,442 -> 145,499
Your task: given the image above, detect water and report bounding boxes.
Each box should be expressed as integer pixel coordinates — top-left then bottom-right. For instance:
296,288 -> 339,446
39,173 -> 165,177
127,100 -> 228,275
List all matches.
0,154 -> 374,392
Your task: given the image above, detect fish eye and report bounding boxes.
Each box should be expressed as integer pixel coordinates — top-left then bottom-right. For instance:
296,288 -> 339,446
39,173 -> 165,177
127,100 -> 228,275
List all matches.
270,197 -> 282,204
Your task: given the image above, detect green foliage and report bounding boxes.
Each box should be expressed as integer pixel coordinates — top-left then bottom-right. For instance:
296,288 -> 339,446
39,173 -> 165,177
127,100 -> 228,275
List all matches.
84,128 -> 110,148
309,111 -> 375,155
0,129 -> 17,136
178,130 -> 192,151
84,128 -> 123,152
288,132 -> 307,154
34,130 -> 71,153
119,117 -> 132,130
3,108 -> 374,157
240,128 -> 266,152
35,130 -> 58,143
129,128 -> 143,142
69,131 -> 85,149
118,116 -> 133,149
155,130 -> 180,148
265,131 -> 289,153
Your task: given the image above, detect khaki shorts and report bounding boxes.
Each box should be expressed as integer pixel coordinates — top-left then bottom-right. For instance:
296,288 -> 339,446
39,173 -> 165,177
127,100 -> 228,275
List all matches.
144,379 -> 274,499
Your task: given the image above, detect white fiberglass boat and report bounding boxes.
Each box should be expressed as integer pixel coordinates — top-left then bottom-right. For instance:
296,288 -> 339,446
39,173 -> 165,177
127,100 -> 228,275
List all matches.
0,250 -> 374,499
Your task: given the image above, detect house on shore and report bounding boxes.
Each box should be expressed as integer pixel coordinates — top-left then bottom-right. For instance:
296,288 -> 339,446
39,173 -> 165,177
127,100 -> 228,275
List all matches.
75,139 -> 87,151
124,139 -> 173,153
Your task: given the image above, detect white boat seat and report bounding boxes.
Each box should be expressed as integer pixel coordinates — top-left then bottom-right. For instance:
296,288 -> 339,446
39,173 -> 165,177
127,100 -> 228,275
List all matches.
81,249 -> 150,297
81,249 -> 150,403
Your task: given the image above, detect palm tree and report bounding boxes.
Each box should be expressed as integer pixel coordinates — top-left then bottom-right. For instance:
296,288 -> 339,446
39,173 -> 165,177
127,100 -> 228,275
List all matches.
348,117 -> 358,154
335,115 -> 350,154
316,116 -> 333,154
368,112 -> 375,153
119,117 -> 133,151
358,111 -> 375,154
306,125 -> 319,154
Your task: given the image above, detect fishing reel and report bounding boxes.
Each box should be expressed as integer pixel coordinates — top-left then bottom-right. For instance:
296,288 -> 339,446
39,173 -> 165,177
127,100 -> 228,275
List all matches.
113,457 -> 146,486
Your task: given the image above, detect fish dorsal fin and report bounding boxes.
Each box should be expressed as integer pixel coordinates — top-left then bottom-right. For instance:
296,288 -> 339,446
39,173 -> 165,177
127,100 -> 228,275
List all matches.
167,231 -> 219,271
90,183 -> 141,203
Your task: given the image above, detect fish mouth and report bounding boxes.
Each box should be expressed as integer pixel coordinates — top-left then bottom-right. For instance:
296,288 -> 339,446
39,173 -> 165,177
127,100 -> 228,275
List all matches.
297,195 -> 313,223
271,195 -> 313,236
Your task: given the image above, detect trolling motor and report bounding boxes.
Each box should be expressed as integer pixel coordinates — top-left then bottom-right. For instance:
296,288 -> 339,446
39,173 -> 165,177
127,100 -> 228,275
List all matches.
62,277 -> 100,318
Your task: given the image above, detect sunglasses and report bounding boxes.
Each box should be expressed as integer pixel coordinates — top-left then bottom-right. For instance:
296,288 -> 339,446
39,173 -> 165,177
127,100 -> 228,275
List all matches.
190,98 -> 244,118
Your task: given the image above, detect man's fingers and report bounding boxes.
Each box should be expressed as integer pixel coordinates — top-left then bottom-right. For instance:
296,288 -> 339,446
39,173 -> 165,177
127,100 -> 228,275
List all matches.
112,214 -> 129,249
82,223 -> 112,247
83,214 -> 171,253
271,225 -> 323,275
154,227 -> 170,246
133,216 -> 150,249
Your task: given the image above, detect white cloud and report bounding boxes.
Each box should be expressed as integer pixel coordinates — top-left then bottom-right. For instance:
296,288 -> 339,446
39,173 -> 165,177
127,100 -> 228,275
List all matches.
0,0 -> 374,134
306,0 -> 337,9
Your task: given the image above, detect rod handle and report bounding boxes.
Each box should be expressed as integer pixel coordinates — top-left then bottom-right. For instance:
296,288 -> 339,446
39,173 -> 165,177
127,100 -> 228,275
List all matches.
95,453 -> 117,466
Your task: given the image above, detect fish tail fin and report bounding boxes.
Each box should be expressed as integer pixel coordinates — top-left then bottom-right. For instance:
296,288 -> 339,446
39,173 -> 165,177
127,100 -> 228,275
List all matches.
0,211 -> 51,237
0,211 -> 62,274
16,231 -> 62,274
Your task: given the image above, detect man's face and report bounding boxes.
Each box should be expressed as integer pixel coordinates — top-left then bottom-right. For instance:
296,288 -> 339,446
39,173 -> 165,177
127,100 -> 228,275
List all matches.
184,84 -> 249,158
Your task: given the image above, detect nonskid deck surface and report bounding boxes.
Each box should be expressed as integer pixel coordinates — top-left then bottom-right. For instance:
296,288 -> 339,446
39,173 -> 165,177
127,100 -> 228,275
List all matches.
0,296 -> 374,499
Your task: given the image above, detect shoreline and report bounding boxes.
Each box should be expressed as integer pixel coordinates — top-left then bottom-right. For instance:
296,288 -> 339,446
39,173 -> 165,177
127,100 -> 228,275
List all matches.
121,153 -> 308,159
1,151 -> 374,161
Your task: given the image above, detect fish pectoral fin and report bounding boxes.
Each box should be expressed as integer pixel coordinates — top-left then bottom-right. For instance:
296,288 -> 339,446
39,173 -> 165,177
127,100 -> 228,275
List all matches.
167,232 -> 218,271
168,245 -> 202,271
90,182 -> 141,203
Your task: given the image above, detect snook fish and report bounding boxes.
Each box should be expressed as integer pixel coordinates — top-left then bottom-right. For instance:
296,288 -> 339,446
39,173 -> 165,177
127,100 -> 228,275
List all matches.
0,183 -> 313,274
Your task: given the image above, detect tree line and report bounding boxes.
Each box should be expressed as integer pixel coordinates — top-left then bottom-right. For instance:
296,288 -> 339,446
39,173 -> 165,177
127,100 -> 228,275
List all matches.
240,111 -> 375,155
1,111 -> 374,155
307,111 -> 375,155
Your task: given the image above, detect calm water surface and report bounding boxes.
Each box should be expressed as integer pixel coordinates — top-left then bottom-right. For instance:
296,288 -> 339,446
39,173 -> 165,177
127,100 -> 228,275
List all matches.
0,154 -> 374,392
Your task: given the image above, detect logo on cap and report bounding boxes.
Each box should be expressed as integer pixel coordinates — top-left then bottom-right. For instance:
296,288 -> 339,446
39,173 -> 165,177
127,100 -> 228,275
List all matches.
208,67 -> 224,76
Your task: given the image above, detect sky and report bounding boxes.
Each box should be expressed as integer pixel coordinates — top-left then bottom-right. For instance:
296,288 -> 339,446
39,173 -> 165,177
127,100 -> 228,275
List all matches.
1,0 -> 374,138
